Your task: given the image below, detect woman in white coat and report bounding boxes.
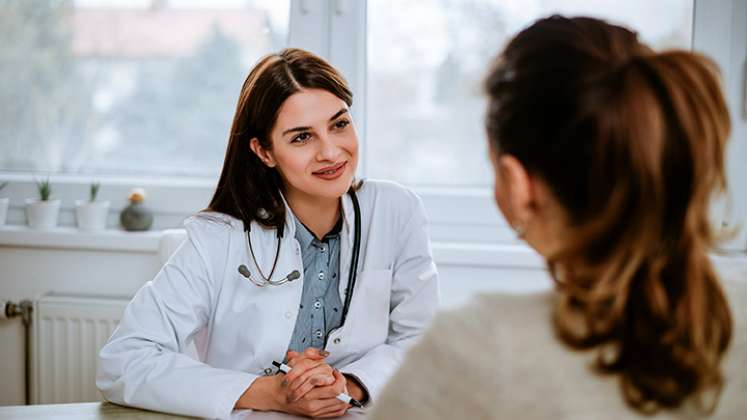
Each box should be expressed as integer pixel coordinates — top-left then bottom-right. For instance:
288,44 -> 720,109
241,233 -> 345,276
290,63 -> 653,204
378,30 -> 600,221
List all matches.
96,48 -> 439,419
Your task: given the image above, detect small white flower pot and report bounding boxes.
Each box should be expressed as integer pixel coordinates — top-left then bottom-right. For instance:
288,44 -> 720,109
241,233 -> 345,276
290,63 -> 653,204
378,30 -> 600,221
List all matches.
26,199 -> 61,229
0,197 -> 9,225
75,200 -> 110,231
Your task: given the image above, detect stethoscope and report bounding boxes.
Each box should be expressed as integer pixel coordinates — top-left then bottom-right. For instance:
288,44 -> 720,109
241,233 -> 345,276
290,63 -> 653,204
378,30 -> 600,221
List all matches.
237,188 -> 362,323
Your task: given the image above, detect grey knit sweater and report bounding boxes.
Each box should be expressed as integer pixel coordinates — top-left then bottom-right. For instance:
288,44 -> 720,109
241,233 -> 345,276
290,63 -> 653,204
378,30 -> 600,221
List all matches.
369,263 -> 747,420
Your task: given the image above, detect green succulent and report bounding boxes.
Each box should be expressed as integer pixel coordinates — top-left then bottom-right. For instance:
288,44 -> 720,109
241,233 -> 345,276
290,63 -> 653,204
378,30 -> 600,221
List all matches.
89,182 -> 100,202
36,178 -> 51,201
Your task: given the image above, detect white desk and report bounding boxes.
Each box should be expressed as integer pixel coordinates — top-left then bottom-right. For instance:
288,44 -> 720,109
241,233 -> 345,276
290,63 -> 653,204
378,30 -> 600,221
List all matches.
0,402 -> 367,419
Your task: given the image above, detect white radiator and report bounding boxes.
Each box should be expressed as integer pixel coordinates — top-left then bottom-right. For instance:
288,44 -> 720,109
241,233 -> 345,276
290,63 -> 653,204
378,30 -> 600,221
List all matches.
31,293 -> 129,404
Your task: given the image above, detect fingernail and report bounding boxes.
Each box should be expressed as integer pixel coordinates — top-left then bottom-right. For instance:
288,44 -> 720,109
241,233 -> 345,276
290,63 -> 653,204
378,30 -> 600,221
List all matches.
320,350 -> 330,357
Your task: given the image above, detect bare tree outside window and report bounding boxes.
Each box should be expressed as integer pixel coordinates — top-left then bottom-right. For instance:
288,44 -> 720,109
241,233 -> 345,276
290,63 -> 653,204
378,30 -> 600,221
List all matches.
367,0 -> 694,188
0,0 -> 289,177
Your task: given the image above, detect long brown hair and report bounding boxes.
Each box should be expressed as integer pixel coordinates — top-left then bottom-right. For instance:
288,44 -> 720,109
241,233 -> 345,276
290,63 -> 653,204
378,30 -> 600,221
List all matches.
208,48 -> 352,233
485,16 -> 732,414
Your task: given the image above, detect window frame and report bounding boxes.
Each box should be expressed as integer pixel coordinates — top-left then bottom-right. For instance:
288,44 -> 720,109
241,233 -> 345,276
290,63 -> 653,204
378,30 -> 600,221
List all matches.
0,0 -> 744,253
693,0 -> 747,252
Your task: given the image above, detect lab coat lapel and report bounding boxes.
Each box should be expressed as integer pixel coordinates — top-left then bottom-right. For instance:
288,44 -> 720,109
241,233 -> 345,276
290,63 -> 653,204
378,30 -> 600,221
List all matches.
244,195 -> 304,360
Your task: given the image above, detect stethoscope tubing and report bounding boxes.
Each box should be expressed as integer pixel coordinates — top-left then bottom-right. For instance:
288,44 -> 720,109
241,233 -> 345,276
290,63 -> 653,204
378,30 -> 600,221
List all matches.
339,188 -> 361,325
238,188 -> 362,326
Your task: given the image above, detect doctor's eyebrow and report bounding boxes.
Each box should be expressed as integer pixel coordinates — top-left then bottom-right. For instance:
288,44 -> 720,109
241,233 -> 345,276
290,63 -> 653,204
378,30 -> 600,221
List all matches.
281,108 -> 349,136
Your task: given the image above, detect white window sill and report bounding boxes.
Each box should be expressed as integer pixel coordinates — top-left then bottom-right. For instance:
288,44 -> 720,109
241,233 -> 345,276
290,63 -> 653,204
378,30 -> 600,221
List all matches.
431,242 -> 545,269
0,224 -> 163,253
2,224 -> 744,272
0,223 -> 544,268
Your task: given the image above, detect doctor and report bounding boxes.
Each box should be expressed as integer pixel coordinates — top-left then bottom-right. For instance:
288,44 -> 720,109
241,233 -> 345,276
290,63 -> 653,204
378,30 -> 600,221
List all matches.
96,48 -> 440,419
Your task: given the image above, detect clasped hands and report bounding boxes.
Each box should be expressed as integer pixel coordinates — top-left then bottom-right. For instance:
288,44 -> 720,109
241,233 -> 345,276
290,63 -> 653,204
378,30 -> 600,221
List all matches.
238,347 -> 364,418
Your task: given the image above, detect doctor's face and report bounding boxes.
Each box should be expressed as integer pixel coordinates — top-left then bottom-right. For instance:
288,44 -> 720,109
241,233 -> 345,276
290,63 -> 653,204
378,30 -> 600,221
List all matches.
255,88 -> 358,203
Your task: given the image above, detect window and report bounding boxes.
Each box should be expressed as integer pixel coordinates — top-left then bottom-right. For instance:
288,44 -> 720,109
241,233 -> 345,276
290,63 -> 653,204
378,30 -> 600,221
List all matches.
1,0 -> 744,252
366,0 -> 694,188
0,0 -> 289,177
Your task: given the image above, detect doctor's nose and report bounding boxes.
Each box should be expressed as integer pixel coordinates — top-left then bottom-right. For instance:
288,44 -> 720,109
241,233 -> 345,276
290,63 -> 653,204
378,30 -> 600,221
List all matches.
316,134 -> 342,162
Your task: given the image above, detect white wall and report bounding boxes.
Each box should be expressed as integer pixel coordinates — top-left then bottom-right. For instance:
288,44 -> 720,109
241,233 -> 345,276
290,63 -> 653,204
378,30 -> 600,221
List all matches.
0,236 -> 162,406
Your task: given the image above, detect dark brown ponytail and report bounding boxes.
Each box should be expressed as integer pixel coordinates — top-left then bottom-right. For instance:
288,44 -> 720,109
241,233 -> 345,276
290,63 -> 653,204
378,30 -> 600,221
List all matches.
485,16 -> 732,414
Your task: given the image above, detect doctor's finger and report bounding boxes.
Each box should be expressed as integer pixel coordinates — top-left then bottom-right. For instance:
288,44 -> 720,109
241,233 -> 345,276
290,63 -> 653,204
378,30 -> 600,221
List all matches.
303,371 -> 347,400
300,396 -> 347,416
289,364 -> 334,393
311,400 -> 349,418
290,373 -> 335,402
302,383 -> 342,400
284,358 -> 324,382
286,353 -> 324,369
286,348 -> 326,365
286,350 -> 300,361
294,395 -> 341,416
303,347 -> 329,359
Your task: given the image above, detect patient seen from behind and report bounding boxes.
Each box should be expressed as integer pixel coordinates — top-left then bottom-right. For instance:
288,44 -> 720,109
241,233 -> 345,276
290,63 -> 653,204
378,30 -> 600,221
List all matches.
370,15 -> 745,420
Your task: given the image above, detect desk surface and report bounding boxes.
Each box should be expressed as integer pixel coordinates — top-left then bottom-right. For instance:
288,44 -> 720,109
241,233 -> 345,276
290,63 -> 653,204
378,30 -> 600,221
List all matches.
0,402 -> 366,419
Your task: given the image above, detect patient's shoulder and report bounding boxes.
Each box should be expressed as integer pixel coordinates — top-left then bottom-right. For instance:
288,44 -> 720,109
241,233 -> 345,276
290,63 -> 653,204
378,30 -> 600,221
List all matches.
446,291 -> 554,334
472,290 -> 555,314
378,291 -> 557,419
424,290 -> 555,360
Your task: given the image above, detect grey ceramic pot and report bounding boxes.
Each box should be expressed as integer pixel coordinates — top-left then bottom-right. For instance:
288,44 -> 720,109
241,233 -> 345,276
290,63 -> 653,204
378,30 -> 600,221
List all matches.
120,201 -> 153,231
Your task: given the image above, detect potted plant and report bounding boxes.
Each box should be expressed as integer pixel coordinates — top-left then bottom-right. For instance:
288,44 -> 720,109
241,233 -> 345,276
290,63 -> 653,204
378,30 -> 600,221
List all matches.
0,182 -> 9,225
75,182 -> 110,231
26,177 -> 61,229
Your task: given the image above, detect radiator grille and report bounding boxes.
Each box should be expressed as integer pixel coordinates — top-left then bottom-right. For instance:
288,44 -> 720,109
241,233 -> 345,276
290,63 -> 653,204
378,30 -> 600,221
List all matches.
32,293 -> 128,404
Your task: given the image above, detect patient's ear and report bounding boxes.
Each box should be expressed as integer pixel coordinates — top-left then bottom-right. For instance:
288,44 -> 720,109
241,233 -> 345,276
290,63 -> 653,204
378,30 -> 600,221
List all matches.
249,138 -> 276,168
496,154 -> 535,228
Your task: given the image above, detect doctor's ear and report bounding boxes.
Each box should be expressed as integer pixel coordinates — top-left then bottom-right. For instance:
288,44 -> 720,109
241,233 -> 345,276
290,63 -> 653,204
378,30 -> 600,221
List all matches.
250,138 -> 277,168
496,154 -> 536,229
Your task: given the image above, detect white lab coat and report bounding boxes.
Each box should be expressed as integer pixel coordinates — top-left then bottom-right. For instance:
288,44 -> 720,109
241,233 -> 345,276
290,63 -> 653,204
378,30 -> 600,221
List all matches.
96,180 -> 440,418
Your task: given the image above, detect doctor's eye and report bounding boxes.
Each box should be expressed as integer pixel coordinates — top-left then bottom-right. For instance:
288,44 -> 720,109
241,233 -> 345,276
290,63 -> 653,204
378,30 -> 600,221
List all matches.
291,132 -> 312,144
333,119 -> 350,130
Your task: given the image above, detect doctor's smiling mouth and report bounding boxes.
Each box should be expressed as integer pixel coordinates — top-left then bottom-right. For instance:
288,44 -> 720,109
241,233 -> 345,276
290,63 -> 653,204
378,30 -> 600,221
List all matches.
312,161 -> 349,180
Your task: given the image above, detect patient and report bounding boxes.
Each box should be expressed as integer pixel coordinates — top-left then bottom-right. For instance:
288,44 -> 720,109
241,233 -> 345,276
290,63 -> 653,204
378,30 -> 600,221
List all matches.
370,15 -> 745,419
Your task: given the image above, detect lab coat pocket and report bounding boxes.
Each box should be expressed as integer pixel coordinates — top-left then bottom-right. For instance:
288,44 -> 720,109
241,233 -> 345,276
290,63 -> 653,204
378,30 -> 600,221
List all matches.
348,269 -> 393,351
